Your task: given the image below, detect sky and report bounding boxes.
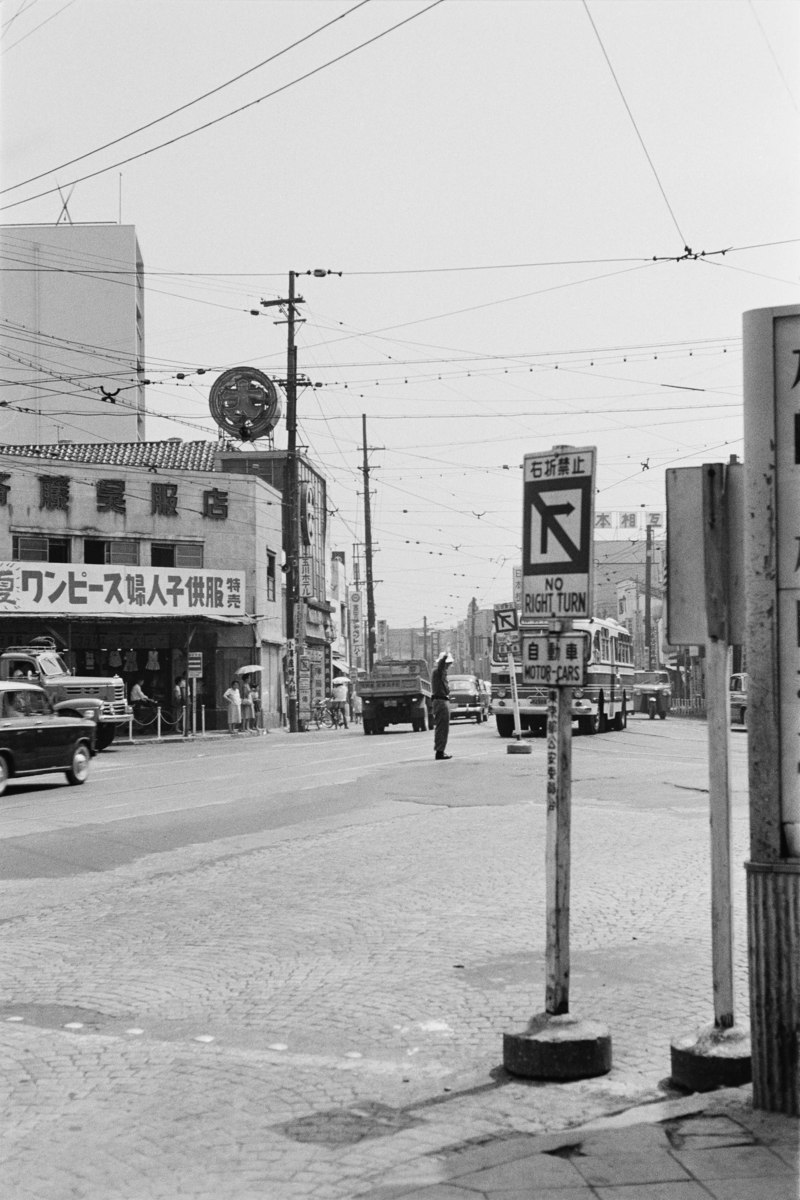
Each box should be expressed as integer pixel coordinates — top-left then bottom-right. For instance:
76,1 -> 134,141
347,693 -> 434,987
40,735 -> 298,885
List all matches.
1,0 -> 798,629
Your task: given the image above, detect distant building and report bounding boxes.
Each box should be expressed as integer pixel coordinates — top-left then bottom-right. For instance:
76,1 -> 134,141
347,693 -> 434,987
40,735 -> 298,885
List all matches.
0,224 -> 146,444
593,538 -> 665,620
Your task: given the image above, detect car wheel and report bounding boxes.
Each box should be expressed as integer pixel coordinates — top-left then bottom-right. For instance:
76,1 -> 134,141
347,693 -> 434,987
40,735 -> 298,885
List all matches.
66,741 -> 91,786
0,755 -> 8,796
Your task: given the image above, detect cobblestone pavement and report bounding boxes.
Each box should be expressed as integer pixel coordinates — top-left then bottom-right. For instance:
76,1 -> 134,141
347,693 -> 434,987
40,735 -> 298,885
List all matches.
0,720 -> 760,1198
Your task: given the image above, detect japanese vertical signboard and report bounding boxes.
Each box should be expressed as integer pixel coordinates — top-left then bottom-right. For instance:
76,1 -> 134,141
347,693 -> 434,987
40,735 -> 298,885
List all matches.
349,589 -> 363,664
299,555 -> 313,598
522,447 -> 595,621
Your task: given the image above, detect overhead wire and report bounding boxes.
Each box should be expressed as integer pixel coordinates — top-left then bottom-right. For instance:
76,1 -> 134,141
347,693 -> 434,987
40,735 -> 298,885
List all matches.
1,0 -> 76,54
582,0 -> 687,247
1,0 -> 373,192
0,0 -> 446,212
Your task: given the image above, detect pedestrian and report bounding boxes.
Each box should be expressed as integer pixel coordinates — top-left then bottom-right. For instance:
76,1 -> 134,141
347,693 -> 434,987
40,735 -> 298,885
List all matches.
240,677 -> 254,732
331,676 -> 349,728
173,675 -> 186,735
250,680 -> 265,733
352,689 -> 362,725
223,678 -> 242,735
432,651 -> 453,760
130,678 -> 151,708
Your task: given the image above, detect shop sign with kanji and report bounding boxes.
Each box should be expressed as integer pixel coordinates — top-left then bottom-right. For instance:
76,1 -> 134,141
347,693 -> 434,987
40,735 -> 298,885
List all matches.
521,630 -> 587,686
0,562 -> 246,618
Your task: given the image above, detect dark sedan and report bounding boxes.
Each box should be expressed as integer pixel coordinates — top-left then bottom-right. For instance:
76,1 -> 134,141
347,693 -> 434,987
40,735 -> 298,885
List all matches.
0,681 -> 96,795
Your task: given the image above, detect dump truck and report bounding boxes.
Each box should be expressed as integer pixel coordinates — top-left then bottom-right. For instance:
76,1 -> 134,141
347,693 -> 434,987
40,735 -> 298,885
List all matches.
0,637 -> 131,750
358,658 -> 432,735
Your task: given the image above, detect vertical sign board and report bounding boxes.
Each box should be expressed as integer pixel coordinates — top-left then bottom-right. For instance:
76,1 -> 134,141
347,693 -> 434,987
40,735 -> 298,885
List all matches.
522,447 -> 596,621
349,590 -> 363,666
775,313 -> 800,851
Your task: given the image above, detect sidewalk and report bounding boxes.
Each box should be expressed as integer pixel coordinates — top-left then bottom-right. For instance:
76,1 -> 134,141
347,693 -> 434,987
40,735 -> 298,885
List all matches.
361,1086 -> 798,1200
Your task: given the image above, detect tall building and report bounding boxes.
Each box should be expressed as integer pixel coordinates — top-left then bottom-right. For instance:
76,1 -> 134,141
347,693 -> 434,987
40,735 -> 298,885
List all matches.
0,223 -> 146,444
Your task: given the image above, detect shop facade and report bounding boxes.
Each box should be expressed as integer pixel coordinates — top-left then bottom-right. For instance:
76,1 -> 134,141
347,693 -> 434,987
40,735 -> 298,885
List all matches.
0,442 -> 285,731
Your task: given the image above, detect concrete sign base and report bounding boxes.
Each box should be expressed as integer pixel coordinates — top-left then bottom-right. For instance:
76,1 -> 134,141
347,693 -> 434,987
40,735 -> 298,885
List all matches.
670,1024 -> 752,1093
503,1012 -> 612,1080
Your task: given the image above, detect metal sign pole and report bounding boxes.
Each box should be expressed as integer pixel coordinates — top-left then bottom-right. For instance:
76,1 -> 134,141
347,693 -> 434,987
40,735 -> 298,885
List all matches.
545,674 -> 572,1015
507,645 -> 522,740
505,446 -> 610,1079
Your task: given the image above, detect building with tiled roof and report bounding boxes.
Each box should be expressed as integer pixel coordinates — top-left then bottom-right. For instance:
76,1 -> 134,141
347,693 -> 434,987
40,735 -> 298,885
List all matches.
0,440 -> 286,733
0,440 -> 219,472
0,438 -> 344,734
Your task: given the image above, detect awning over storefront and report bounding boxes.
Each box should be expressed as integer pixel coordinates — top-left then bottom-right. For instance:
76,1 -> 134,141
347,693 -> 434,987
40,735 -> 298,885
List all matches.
0,611 -> 254,625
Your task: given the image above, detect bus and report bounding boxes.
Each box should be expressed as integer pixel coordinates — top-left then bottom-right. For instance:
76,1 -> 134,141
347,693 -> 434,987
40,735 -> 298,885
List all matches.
490,616 -> 634,737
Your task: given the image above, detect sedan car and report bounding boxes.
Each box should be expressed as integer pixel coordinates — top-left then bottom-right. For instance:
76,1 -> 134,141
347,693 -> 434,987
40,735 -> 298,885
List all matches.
0,681 -> 96,795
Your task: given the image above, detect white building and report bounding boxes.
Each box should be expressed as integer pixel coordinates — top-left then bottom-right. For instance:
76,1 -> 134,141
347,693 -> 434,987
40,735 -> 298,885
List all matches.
0,223 -> 146,444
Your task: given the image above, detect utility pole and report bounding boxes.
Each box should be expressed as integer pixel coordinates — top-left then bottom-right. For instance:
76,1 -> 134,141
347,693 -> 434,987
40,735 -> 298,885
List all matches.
285,270 -> 301,732
362,414 -> 377,673
267,268 -> 340,732
645,523 -> 653,670
423,615 -> 428,667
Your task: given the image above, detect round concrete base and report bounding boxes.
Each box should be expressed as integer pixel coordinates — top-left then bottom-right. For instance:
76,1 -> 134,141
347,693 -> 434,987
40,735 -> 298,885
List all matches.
503,1012 -> 612,1080
506,741 -> 532,754
670,1023 -> 752,1093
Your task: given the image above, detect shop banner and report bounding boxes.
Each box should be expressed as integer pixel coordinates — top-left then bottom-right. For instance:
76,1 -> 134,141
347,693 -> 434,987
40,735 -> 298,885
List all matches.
0,561 -> 246,618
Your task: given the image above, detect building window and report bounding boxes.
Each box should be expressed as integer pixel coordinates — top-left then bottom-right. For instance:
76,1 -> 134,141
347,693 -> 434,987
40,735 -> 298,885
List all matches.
12,534 -> 71,562
151,541 -> 203,568
266,550 -> 276,602
84,538 -> 140,565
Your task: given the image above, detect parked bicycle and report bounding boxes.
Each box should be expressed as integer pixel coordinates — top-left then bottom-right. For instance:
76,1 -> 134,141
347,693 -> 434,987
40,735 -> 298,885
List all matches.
311,698 -> 340,729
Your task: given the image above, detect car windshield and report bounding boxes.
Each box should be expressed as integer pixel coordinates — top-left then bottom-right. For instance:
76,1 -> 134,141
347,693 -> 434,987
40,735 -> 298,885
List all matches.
449,677 -> 476,688
37,653 -> 68,677
635,672 -> 668,685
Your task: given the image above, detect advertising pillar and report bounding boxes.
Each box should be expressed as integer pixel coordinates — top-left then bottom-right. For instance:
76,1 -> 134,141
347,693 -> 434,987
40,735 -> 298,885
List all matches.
743,303 -> 800,1114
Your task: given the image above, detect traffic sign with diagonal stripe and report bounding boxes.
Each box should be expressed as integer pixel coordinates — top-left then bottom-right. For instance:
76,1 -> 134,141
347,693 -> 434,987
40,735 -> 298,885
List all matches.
522,447 -> 596,620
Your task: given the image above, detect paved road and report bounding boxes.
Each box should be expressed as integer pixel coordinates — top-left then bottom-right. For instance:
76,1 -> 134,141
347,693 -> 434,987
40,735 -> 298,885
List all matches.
0,717 -> 750,1198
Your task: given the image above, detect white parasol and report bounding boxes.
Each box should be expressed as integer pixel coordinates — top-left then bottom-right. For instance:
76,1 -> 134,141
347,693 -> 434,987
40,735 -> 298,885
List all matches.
236,665 -> 262,676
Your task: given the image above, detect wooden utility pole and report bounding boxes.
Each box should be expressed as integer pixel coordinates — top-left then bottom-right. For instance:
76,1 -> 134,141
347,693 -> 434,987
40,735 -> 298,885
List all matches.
285,271 -> 301,732
362,414 -> 377,674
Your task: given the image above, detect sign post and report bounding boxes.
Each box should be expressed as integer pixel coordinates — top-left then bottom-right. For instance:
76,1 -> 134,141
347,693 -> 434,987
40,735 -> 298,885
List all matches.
187,652 -> 203,739
666,461 -> 751,1091
504,446 -> 610,1080
493,604 -> 530,755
